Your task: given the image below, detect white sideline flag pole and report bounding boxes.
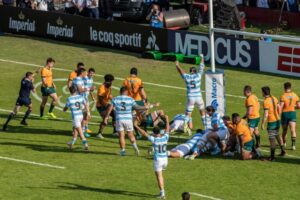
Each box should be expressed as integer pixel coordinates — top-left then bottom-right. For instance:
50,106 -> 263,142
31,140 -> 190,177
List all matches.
208,0 -> 216,72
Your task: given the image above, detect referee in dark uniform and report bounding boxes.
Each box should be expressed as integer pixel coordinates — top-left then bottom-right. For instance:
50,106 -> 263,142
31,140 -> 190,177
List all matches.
3,72 -> 36,131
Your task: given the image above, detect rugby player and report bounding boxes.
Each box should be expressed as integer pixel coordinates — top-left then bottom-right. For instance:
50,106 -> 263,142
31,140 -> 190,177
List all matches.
72,68 -> 95,137
175,54 -> 205,127
96,74 -> 115,139
123,67 -> 147,138
123,67 -> 147,105
201,106 -> 229,155
243,85 -> 261,148
168,129 -> 204,158
222,116 -> 237,157
67,62 -> 85,89
64,86 -> 90,150
261,86 -> 286,161
104,87 -> 148,156
232,113 -> 255,160
3,72 -> 36,131
134,115 -> 170,200
169,113 -> 193,135
40,57 -> 58,119
82,68 -> 96,136
133,105 -> 163,133
280,82 -> 300,150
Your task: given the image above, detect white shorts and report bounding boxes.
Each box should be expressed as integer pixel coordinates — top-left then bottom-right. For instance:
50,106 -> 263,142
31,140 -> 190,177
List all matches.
116,120 -> 134,132
217,129 -> 229,142
153,159 -> 168,172
72,115 -> 83,128
170,120 -> 184,131
186,97 -> 205,113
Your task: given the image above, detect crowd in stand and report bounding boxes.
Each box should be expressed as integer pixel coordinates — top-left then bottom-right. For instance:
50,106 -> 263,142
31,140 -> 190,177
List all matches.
236,0 -> 300,12
1,0 -> 100,19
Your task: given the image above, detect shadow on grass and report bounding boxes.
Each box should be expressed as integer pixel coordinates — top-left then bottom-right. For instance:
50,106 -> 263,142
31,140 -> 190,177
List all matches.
28,182 -> 155,198
0,142 -> 118,156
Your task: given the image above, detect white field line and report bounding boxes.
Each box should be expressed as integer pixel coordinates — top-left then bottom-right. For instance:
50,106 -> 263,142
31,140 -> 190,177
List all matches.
0,156 -> 65,169
190,192 -> 224,200
0,58 -> 247,99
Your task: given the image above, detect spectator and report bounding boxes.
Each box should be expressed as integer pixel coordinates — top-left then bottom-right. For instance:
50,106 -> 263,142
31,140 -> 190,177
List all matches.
63,0 -> 76,14
2,0 -> 14,6
287,0 -> 298,12
73,0 -> 86,16
260,29 -> 272,42
86,0 -> 99,19
257,0 -> 269,8
32,0 -> 48,11
47,0 -> 55,11
18,0 -> 32,8
146,4 -> 164,28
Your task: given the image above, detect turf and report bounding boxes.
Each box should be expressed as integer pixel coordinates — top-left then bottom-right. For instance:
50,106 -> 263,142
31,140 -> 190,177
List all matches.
0,34 -> 300,200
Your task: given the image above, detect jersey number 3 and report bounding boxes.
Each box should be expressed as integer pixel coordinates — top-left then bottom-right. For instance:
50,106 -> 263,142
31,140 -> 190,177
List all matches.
121,102 -> 126,111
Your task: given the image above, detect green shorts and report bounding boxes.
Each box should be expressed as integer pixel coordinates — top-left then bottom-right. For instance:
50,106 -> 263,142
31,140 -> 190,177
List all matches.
97,105 -> 109,114
135,100 -> 145,106
267,121 -> 281,131
281,111 -> 297,125
146,114 -> 154,127
41,86 -> 56,96
243,140 -> 254,152
248,117 -> 260,128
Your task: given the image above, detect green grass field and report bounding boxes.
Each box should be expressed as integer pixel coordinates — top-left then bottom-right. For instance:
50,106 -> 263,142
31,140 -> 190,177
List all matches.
0,34 -> 300,200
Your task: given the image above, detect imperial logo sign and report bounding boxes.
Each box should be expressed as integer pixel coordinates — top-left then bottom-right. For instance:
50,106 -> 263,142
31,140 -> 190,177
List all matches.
8,11 -> 36,32
46,17 -> 74,38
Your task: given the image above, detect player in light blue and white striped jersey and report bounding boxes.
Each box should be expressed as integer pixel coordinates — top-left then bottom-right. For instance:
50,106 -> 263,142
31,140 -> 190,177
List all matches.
175,54 -> 206,127
64,86 -> 90,150
82,68 -> 96,136
204,106 -> 229,155
72,68 -> 87,97
170,113 -> 193,135
169,130 -> 204,158
134,115 -> 170,200
104,87 -> 148,156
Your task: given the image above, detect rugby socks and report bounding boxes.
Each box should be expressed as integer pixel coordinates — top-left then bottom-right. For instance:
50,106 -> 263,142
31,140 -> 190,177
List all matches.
132,143 -> 139,151
49,103 -> 55,113
292,137 -> 296,147
270,148 -> 275,159
71,138 -> 77,145
40,106 -> 44,117
82,139 -> 87,146
22,109 -> 31,122
255,134 -> 261,147
5,112 -> 15,124
160,190 -> 165,197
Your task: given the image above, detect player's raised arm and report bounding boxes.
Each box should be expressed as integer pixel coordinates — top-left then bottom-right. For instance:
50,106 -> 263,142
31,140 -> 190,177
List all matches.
164,115 -> 170,133
133,120 -> 149,138
198,54 -> 205,76
175,61 -> 185,76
